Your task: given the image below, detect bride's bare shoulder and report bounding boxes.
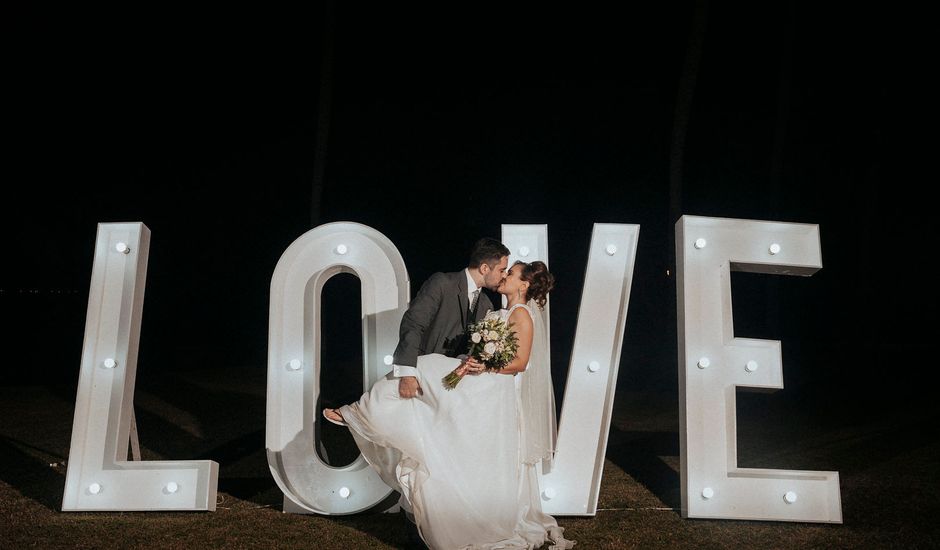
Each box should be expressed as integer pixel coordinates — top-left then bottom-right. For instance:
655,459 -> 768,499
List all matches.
508,306 -> 533,327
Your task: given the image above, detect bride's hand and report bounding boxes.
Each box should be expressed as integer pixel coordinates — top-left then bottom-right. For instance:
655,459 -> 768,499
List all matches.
464,357 -> 485,375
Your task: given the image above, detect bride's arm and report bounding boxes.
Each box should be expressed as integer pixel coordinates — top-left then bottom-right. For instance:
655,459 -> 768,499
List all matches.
496,308 -> 533,375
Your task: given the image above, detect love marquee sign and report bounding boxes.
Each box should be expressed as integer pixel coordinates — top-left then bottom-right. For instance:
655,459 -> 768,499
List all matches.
61,218 -> 841,523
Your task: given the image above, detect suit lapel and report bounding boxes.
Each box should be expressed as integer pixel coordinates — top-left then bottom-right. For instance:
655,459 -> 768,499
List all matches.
456,271 -> 469,327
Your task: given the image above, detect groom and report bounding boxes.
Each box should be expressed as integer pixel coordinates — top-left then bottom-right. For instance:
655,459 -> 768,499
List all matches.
391,237 -> 510,398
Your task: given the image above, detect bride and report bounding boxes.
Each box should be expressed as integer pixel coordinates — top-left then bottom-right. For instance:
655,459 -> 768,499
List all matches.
323,261 -> 574,550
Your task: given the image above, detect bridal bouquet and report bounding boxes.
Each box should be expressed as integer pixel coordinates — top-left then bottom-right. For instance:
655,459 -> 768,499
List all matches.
442,312 -> 519,389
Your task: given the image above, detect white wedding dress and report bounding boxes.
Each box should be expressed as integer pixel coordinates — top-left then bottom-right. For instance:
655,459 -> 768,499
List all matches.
339,303 -> 574,550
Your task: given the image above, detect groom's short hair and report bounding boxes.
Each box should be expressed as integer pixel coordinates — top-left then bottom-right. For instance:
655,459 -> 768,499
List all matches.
468,238 -> 510,268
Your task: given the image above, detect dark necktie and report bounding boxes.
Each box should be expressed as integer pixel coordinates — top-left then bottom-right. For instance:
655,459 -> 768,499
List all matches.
469,289 -> 481,320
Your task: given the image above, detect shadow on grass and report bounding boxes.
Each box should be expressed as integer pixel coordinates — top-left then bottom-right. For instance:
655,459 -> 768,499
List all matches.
136,375 -> 265,462
198,429 -> 265,464
606,426 -> 681,512
219,477 -> 279,506
325,491 -> 427,549
0,437 -> 65,511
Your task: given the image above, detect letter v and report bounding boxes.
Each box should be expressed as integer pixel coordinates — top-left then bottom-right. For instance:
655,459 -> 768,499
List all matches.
502,223 -> 639,515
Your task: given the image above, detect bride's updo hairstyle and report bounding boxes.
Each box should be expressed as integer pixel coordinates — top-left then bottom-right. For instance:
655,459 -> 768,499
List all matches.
517,260 -> 554,309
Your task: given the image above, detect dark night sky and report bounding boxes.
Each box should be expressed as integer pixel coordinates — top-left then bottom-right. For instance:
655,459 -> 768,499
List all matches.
3,4 -> 934,414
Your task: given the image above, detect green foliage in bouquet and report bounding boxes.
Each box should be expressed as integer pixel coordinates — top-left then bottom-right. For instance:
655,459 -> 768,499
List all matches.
466,314 -> 519,369
442,313 -> 519,389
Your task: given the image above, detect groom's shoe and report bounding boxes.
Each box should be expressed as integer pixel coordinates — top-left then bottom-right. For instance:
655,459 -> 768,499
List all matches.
322,408 -> 347,427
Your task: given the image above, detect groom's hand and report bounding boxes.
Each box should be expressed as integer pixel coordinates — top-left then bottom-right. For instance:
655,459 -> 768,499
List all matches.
399,376 -> 422,398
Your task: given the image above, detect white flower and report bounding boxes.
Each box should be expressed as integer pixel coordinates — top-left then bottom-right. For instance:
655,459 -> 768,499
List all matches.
484,342 -> 497,355
484,311 -> 501,321
487,330 -> 498,340
471,332 -> 482,343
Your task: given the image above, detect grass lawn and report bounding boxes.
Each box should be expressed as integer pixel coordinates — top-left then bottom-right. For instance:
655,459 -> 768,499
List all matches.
2,365 -> 938,549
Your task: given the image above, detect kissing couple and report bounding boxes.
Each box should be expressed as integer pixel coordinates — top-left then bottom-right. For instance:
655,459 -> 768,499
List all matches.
323,238 -> 575,549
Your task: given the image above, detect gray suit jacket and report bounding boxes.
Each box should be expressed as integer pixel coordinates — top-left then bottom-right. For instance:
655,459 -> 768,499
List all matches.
392,270 -> 496,368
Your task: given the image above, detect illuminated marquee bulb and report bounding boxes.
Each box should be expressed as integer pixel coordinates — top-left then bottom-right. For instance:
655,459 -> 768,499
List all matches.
702,487 -> 714,500
518,246 -> 530,257
697,357 -> 710,369
88,482 -> 102,495
588,361 -> 601,372
693,238 -> 707,249
166,482 -> 179,494
784,491 -> 798,504
115,242 -> 130,254
769,243 -> 781,255
542,487 -> 556,500
288,359 -> 302,371
338,487 -> 351,499
383,355 -> 394,366
745,360 -> 759,373
102,358 -> 117,369
335,244 -> 348,255
605,244 -> 617,256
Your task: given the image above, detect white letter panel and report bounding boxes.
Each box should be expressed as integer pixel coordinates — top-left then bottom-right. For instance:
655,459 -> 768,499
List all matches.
676,215 -> 841,523
503,224 -> 639,516
63,223 -> 219,511
267,222 -> 409,514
